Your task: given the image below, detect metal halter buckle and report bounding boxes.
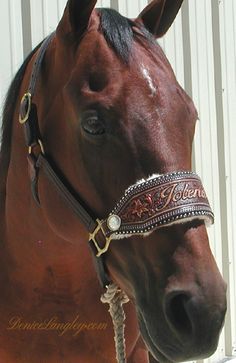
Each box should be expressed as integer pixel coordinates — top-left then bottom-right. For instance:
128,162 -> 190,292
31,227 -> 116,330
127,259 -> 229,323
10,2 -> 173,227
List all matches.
89,219 -> 112,257
19,92 -> 32,124
28,139 -> 45,156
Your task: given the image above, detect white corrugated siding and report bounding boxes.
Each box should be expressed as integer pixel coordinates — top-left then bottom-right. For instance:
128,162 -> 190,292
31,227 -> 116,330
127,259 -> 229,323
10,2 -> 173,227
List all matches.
0,1 -> 235,362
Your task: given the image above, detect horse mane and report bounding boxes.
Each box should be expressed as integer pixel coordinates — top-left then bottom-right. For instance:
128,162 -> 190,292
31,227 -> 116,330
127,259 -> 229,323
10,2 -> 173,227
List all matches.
0,42 -> 42,199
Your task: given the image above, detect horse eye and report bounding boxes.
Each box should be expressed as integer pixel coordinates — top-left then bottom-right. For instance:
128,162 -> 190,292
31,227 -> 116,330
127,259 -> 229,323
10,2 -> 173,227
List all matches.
81,113 -> 106,136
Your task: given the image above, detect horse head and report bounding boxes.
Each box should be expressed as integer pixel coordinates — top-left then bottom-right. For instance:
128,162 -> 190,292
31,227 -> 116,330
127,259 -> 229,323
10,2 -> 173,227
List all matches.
15,0 -> 226,361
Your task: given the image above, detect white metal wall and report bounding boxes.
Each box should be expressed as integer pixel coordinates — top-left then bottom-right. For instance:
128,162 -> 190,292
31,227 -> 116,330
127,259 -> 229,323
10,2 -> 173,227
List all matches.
0,1 -> 235,362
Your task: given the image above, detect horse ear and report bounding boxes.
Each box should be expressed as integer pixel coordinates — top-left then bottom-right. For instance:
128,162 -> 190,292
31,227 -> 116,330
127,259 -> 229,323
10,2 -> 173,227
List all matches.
137,0 -> 184,38
57,0 -> 97,39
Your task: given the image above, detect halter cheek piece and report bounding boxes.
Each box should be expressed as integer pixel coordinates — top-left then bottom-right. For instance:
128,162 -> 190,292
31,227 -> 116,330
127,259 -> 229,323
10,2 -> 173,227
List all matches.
19,34 -> 214,288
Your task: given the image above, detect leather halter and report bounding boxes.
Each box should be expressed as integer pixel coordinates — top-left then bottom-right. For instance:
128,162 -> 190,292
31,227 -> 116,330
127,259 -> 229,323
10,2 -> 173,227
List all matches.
19,33 -> 110,287
19,34 -> 214,288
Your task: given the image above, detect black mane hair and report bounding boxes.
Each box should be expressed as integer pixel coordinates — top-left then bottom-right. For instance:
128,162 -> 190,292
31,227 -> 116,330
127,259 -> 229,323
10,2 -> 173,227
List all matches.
99,8 -> 134,63
99,8 -> 156,63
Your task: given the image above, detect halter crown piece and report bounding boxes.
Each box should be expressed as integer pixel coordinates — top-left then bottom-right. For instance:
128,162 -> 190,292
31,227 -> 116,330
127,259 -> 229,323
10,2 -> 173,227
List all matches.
18,34 -> 214,363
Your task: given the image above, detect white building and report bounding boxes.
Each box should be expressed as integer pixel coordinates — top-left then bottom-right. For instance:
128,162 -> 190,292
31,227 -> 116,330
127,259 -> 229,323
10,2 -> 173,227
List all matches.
0,1 -> 235,362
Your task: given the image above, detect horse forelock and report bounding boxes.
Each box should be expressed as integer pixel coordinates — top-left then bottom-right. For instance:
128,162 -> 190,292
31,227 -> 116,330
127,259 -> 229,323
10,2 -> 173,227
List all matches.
98,8 -> 157,64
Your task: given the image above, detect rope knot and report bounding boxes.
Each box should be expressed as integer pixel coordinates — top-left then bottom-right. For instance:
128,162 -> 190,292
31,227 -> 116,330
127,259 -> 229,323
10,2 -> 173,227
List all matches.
101,284 -> 130,363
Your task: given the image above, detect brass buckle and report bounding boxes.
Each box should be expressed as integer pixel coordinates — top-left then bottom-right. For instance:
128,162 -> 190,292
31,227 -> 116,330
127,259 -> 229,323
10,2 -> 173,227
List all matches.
90,219 -> 112,257
28,139 -> 45,155
19,92 -> 32,124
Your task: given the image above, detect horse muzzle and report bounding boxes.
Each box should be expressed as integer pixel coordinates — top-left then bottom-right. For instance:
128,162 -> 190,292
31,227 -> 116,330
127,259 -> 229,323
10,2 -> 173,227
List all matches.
138,284 -> 227,363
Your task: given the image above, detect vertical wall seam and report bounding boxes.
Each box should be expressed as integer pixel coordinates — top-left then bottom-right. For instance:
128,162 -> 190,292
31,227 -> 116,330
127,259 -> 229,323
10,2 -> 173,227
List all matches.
110,0 -> 119,11
211,0 -> 232,356
181,1 -> 196,171
21,0 -> 32,58
9,0 -> 14,75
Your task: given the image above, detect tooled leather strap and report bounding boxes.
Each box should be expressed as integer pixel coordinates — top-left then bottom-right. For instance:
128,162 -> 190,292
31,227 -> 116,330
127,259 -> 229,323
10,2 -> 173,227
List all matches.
89,172 -> 214,257
109,171 -> 214,235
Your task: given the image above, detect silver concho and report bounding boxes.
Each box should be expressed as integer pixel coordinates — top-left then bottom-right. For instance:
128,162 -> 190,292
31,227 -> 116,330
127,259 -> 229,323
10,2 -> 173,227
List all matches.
107,215 -> 121,232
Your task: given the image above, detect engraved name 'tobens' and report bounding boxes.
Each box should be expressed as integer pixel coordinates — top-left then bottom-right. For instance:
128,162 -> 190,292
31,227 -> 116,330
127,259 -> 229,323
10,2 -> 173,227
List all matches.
160,182 -> 206,210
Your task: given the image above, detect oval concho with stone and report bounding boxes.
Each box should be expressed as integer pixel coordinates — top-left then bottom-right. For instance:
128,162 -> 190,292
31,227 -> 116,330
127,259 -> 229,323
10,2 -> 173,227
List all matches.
107,215 -> 122,232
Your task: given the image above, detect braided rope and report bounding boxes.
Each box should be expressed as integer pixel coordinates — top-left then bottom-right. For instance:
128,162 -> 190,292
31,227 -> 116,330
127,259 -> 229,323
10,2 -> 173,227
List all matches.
101,284 -> 130,363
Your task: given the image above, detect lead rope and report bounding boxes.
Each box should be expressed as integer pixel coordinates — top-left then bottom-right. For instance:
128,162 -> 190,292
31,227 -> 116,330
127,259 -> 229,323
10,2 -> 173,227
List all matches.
101,284 -> 130,363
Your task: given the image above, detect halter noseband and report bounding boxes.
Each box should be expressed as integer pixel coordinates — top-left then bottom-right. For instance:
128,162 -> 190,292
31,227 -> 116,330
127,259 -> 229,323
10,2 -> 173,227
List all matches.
19,34 -> 214,288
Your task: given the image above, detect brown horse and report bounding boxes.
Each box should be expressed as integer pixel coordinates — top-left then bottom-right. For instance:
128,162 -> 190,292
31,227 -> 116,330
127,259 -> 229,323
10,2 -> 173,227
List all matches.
0,0 -> 227,362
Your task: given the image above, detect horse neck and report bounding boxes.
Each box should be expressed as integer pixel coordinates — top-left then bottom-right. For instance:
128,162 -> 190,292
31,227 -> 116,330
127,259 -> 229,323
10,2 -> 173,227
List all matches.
1,110 -> 97,310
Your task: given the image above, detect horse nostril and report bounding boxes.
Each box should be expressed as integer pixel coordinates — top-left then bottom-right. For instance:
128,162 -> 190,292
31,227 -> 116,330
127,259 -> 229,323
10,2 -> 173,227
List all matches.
165,292 -> 193,336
